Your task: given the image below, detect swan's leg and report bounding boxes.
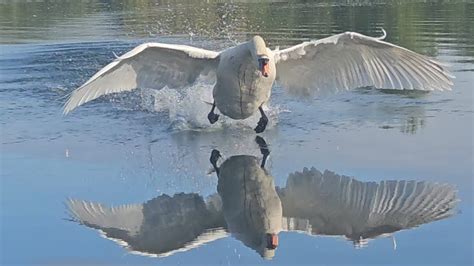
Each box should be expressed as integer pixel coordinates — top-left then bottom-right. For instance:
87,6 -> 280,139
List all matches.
255,136 -> 270,168
210,149 -> 221,175
254,106 -> 268,133
207,102 -> 219,124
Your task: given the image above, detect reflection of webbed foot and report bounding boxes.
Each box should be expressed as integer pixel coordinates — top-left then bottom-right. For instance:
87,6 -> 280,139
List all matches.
255,136 -> 269,157
255,136 -> 270,168
254,106 -> 268,133
207,113 -> 219,124
210,149 -> 221,174
254,116 -> 268,133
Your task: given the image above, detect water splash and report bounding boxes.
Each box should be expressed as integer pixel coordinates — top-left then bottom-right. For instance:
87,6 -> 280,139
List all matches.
138,84 -> 287,132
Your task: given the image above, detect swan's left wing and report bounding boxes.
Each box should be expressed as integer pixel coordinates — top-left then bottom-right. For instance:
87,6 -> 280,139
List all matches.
63,43 -> 219,114
67,193 -> 227,258
274,31 -> 453,95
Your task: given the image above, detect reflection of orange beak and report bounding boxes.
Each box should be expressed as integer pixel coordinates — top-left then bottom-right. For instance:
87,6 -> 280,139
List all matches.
266,233 -> 278,249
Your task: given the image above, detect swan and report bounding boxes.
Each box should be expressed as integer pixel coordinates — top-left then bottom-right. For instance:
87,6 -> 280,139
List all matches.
63,30 -> 454,133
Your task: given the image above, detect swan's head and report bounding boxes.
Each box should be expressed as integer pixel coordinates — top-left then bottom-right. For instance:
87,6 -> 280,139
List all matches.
250,35 -> 270,77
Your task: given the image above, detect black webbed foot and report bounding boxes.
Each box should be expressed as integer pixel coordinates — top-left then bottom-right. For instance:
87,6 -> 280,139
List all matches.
207,102 -> 219,124
207,112 -> 219,124
254,116 -> 268,133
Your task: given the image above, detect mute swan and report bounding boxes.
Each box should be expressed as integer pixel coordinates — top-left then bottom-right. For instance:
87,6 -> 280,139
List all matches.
63,31 -> 453,133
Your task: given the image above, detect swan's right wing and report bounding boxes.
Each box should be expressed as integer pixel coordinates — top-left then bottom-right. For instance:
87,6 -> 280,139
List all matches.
63,43 -> 219,114
67,193 -> 227,258
278,168 -> 458,240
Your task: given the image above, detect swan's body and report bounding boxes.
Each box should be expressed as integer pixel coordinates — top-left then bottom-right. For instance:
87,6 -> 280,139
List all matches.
213,40 -> 276,119
63,31 -> 453,133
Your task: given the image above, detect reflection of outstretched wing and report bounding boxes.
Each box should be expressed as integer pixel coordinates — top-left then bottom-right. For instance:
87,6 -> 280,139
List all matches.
67,193 -> 226,257
278,168 -> 457,243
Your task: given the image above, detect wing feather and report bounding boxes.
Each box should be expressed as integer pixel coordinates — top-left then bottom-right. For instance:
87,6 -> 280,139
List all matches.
274,31 -> 454,94
63,43 -> 220,114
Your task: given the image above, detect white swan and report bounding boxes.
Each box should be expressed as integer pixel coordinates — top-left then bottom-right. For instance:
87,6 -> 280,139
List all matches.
63,31 -> 454,133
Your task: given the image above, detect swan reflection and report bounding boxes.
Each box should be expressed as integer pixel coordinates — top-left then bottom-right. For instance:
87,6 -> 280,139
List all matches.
67,137 -> 457,259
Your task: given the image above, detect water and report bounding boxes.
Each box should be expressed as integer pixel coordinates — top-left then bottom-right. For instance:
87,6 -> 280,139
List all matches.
1,0 -> 473,265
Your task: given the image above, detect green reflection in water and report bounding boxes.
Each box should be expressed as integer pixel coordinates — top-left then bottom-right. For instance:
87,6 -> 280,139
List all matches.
1,0 -> 473,58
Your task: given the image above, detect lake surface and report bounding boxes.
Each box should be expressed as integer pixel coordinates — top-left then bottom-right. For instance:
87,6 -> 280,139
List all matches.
1,0 -> 473,265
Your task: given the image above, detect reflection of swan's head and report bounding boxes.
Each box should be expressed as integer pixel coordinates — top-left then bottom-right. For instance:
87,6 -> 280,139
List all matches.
257,233 -> 279,260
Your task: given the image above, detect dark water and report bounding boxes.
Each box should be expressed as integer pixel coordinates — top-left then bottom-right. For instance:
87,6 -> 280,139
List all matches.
1,0 -> 473,265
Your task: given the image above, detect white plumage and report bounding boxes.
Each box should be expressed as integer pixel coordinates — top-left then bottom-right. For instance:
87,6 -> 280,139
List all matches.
274,31 -> 453,94
63,43 -> 219,115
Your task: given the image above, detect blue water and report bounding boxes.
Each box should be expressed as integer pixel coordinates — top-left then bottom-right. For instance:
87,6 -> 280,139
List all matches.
1,1 -> 473,265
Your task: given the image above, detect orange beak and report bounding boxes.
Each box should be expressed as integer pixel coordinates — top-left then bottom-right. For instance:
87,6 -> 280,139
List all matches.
266,233 -> 278,249
259,58 -> 270,77
262,63 -> 270,77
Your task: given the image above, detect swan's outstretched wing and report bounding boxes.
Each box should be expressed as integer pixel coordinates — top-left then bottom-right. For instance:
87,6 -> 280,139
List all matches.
67,193 -> 226,257
63,43 -> 220,114
278,168 -> 458,242
274,31 -> 454,94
